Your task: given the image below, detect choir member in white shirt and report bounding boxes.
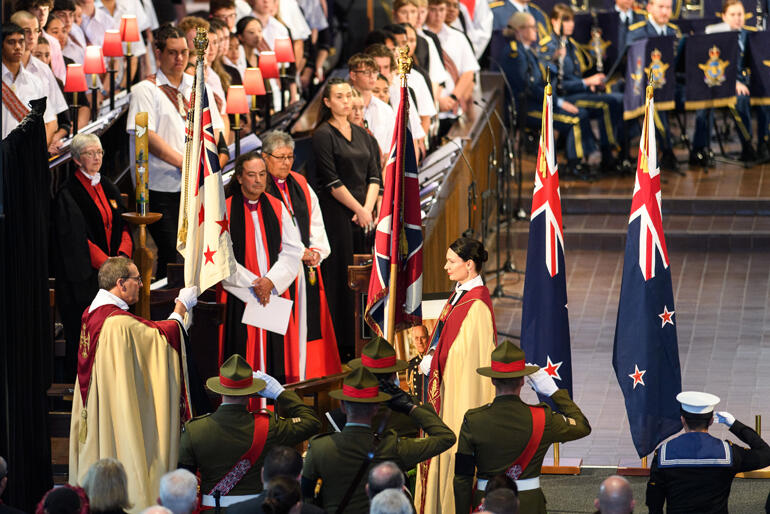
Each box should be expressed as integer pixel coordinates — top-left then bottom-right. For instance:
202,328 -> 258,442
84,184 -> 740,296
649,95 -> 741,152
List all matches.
18,0 -> 67,81
348,53 -> 395,161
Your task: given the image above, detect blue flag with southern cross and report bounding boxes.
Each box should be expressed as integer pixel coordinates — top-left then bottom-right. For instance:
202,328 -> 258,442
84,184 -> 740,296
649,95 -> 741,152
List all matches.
521,79 -> 573,403
613,83 -> 682,459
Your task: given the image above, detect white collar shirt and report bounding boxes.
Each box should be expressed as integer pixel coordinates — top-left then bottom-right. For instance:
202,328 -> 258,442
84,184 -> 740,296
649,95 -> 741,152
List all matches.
408,69 -> 437,117
297,0 -> 328,30
206,66 -> 227,114
62,35 -> 86,64
451,274 -> 484,304
70,23 -> 88,47
436,23 -> 480,76
261,16 -> 290,51
235,0 -> 253,24
648,17 -> 668,35
126,68 -> 224,192
363,95 -> 396,154
279,0 -> 312,40
24,56 -> 68,115
615,5 -> 632,25
81,6 -> 116,46
510,0 -> 530,12
2,62 -> 55,138
97,1 -> 147,56
89,288 -> 129,312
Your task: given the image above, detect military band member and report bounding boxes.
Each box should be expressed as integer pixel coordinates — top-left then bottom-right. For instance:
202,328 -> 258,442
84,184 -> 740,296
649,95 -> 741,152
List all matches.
494,11 -> 597,179
489,0 -> 551,58
615,0 -> 647,48
301,367 -> 455,514
691,0 -> 757,166
646,391 -> 770,513
626,0 -> 682,171
178,355 -> 321,509
541,4 -> 625,172
454,341 -> 591,514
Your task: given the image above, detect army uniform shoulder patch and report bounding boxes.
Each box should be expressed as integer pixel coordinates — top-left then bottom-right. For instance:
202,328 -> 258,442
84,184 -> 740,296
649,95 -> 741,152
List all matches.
539,34 -> 552,46
629,20 -> 647,31
489,0 -> 505,7
466,402 -> 494,417
561,415 -> 577,426
744,25 -> 758,32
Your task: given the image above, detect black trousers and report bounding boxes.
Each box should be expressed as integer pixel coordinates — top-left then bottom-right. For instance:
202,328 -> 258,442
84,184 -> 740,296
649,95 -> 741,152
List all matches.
148,190 -> 181,279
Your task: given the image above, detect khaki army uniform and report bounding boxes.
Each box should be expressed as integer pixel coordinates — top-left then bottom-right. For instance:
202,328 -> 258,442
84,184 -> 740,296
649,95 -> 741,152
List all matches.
179,390 -> 321,498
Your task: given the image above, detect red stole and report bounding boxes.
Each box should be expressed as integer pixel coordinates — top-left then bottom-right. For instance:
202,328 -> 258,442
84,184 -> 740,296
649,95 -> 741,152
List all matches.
427,285 -> 496,416
77,304 -> 189,419
1,81 -> 30,122
74,171 -> 114,252
146,74 -> 190,120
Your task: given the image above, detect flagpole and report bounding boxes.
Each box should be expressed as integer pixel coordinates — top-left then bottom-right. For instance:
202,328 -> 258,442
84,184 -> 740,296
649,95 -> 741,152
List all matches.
385,48 -> 412,345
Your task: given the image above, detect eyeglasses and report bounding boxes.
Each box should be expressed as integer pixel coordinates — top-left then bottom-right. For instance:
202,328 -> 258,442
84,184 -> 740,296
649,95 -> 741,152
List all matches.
265,152 -> 294,161
122,275 -> 143,284
81,149 -> 104,158
351,68 -> 375,76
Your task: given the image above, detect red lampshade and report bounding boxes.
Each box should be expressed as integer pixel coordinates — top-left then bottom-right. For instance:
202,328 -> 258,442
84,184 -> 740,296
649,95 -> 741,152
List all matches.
63,64 -> 87,92
243,67 -> 266,95
258,51 -> 279,80
84,45 -> 106,74
103,30 -> 123,57
119,15 -> 140,42
273,38 -> 295,64
226,85 -> 249,114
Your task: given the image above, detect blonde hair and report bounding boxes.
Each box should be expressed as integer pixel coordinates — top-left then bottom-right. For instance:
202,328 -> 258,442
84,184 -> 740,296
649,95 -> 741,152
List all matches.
82,458 -> 132,513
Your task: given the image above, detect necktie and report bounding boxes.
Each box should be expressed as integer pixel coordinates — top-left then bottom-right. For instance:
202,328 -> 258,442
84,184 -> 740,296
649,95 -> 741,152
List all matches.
625,14 -> 630,29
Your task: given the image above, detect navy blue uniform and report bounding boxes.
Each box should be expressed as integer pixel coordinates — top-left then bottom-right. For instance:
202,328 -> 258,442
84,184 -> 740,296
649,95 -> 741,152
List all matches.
489,0 -> 550,65
646,420 -> 770,513
692,27 -> 755,158
493,37 -> 596,161
540,34 -> 624,153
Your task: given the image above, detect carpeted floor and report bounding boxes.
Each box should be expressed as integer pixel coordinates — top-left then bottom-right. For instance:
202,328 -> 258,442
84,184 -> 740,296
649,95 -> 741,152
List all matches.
540,467 -> 770,513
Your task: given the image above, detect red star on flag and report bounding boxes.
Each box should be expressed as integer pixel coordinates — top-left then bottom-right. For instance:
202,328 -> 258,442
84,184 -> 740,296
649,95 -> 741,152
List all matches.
204,245 -> 216,264
629,365 -> 646,389
216,215 -> 229,235
658,305 -> 675,328
543,356 -> 563,381
198,203 -> 205,226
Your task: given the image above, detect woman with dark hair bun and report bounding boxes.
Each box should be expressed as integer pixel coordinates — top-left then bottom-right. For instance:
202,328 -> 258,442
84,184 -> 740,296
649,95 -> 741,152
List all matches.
416,236 -> 496,513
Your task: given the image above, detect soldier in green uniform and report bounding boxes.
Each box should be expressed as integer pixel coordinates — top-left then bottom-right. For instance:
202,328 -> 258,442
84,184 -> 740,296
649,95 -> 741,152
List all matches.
178,354 -> 321,509
326,337 -> 420,438
301,366 -> 456,514
454,341 -> 591,514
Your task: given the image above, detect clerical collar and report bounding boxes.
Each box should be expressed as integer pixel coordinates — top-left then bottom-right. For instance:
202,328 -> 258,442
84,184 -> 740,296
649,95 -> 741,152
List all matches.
89,289 -> 129,313
456,274 -> 484,293
79,168 -> 101,186
245,196 -> 260,211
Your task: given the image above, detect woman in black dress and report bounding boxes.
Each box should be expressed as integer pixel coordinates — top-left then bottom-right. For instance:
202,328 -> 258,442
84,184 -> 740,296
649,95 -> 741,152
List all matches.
312,78 -> 381,361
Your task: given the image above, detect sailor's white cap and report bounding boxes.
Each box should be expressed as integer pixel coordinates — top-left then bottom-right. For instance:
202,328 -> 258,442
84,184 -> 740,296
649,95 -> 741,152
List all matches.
676,391 -> 720,414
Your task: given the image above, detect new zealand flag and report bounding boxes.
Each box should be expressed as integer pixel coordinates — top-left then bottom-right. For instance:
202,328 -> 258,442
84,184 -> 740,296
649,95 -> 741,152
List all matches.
521,81 -> 573,403
613,84 -> 682,459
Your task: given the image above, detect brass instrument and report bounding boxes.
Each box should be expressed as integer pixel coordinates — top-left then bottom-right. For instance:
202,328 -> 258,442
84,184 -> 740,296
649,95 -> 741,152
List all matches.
591,15 -> 604,73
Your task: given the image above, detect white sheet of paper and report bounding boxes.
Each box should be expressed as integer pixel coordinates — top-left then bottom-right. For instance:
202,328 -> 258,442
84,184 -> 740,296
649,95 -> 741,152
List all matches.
241,296 -> 293,335
422,298 -> 448,320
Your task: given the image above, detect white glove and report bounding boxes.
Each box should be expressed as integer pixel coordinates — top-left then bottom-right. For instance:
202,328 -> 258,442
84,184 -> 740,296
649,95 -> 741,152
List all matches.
253,370 -> 285,400
714,411 -> 736,427
175,286 -> 199,311
525,366 -> 559,397
418,355 -> 433,376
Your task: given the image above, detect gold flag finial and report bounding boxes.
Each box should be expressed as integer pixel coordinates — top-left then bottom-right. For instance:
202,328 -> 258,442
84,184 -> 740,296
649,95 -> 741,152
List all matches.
194,26 -> 208,58
646,69 -> 654,99
545,66 -> 552,96
397,46 -> 412,86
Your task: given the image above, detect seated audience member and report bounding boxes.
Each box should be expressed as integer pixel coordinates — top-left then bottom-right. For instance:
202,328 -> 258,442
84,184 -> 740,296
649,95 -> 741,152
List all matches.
1,23 -> 58,142
228,447 -> 323,514
260,476 -> 303,514
52,0 -> 85,63
369,489 -> 413,514
35,485 -> 89,514
210,0 -> 238,33
348,52 -> 395,158
9,10 -> 70,151
158,469 -> 197,514
366,461 -> 407,500
178,16 -> 209,71
0,457 -> 24,514
52,133 -> 132,381
81,458 -> 132,514
16,0 -> 66,80
594,475 -> 634,514
483,488 -> 519,514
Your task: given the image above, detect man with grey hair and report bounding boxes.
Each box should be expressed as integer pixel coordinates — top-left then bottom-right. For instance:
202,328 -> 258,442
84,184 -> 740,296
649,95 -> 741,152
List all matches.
70,257 -> 201,511
0,456 -> 23,514
369,488 -> 413,514
51,132 -> 133,382
366,461 -> 406,499
262,131 -> 340,381
594,475 -> 634,513
159,469 -> 198,514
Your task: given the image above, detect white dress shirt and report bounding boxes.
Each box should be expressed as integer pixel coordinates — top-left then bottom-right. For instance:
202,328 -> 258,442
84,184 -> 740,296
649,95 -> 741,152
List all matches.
648,17 -> 668,35
2,63 -> 56,138
279,0 -> 312,40
364,95 -> 396,155
235,0 -> 253,25
24,56 -> 68,116
81,6 -> 116,45
97,0 -> 147,57
408,69 -> 437,117
435,23 -> 480,77
297,0 -> 328,31
453,274 -> 484,303
261,16 -> 291,51
417,29 -> 450,87
456,1 -> 493,59
126,68 -> 224,192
